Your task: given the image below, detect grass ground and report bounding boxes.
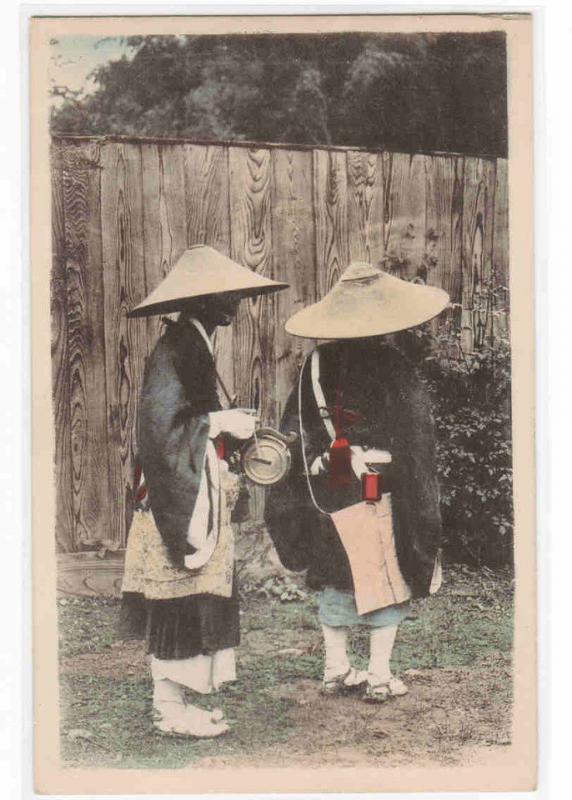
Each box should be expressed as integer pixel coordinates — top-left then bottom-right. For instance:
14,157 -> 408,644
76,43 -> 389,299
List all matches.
58,564 -> 513,769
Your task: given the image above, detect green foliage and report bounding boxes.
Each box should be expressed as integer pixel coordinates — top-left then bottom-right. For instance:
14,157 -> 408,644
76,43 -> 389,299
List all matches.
50,32 -> 508,156
58,595 -> 118,657
400,319 -> 513,569
240,574 -> 309,603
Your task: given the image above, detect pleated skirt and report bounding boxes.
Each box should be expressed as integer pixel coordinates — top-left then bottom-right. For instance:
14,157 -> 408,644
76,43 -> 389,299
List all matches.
119,586 -> 240,660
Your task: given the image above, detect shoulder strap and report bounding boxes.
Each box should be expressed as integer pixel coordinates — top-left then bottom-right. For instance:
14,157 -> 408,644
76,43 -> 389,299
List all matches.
298,353 -> 330,517
311,349 -> 336,441
185,317 -> 236,408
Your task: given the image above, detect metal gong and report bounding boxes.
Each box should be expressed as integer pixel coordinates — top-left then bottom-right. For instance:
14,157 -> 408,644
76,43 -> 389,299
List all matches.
240,428 -> 297,486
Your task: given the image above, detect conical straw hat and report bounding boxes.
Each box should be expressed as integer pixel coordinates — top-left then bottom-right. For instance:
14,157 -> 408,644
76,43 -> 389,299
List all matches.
285,262 -> 449,339
129,245 -> 289,318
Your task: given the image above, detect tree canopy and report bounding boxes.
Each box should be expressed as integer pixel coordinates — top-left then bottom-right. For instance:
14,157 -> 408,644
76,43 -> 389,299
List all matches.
51,32 -> 508,157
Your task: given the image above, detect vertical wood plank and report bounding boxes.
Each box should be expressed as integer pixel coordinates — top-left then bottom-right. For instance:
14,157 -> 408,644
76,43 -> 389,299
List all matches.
100,143 -> 148,547
382,152 -> 427,280
50,147 -> 75,552
229,147 -> 275,519
448,157 -> 465,309
141,144 -> 187,349
61,141 -> 112,549
424,155 -> 465,294
183,144 -> 234,400
492,158 -> 510,339
271,148 -> 316,421
346,150 -> 384,265
229,147 -> 275,421
461,158 -> 497,351
184,144 -> 230,251
313,149 -> 349,298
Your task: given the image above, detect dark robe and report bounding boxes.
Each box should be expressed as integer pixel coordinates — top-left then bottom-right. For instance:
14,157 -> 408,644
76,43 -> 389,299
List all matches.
119,319 -> 239,659
265,340 -> 441,599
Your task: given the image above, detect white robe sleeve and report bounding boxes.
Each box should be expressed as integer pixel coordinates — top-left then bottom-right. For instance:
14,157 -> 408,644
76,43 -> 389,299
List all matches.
184,440 -> 221,570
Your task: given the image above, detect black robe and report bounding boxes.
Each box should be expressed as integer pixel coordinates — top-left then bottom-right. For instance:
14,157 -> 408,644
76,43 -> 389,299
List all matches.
119,319 -> 239,659
265,341 -> 441,599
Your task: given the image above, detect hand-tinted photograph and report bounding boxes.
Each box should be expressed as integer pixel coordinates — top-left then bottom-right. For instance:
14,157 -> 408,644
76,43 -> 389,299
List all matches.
31,14 -> 535,794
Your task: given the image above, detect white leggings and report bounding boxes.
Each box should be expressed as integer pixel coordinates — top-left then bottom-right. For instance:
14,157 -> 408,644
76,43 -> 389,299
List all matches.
321,623 -> 398,684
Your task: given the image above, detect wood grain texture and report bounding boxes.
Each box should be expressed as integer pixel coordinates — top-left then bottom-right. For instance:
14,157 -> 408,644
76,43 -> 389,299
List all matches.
461,158 -> 497,351
100,143 -> 148,547
50,149 -> 75,552
383,152 -> 427,280
492,158 -> 510,338
61,141 -> 112,548
313,149 -> 349,298
346,150 -> 384,265
229,147 -> 275,519
229,147 -> 276,419
141,143 -> 187,349
57,551 -> 126,598
271,147 -> 316,421
184,144 -> 235,401
51,139 -> 510,557
424,156 -> 465,294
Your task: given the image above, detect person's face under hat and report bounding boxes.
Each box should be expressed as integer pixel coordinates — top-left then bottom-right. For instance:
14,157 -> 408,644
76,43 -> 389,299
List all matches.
180,292 -> 241,331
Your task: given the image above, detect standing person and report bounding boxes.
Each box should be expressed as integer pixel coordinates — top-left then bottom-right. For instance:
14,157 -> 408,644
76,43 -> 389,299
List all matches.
120,245 -> 288,737
265,261 -> 448,701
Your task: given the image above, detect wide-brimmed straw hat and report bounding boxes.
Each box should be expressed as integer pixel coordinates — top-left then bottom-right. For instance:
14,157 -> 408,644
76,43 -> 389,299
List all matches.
285,261 -> 449,339
129,245 -> 289,318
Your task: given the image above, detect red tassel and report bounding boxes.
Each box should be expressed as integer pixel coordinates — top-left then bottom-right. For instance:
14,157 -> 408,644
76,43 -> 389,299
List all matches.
329,435 -> 352,488
214,436 -> 226,460
329,386 -> 353,488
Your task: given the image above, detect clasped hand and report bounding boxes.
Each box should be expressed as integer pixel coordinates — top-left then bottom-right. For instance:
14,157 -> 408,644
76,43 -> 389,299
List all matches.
310,446 -> 392,478
209,409 -> 258,440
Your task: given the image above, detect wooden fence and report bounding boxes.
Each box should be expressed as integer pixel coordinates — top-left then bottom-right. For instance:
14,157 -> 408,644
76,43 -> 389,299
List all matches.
51,134 -> 509,558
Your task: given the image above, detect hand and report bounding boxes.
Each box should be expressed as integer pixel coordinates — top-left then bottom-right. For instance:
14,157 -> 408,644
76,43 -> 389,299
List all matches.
209,409 -> 258,440
310,453 -> 328,476
350,447 -> 392,479
350,446 -> 369,480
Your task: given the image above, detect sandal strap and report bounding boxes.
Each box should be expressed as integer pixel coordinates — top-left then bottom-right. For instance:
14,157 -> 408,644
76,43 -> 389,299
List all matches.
366,682 -> 390,697
323,667 -> 352,689
324,667 -> 367,690
365,676 -> 408,699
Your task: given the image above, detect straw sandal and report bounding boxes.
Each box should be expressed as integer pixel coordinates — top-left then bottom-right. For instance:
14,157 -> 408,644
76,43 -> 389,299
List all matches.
321,667 -> 368,695
153,705 -> 229,738
364,676 -> 409,703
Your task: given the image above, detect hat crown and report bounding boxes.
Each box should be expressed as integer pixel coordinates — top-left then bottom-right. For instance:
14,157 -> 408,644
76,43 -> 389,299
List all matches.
340,262 -> 382,283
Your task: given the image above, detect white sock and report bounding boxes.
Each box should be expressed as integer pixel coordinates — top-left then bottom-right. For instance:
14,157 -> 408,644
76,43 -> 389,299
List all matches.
321,624 -> 351,680
368,626 -> 398,685
152,676 -> 186,721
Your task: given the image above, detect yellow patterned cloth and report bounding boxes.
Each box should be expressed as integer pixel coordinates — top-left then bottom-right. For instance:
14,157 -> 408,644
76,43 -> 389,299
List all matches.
122,466 -> 239,600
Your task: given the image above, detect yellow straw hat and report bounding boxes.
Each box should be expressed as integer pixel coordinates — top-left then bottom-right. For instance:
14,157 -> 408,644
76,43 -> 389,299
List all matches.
129,245 -> 289,318
285,262 -> 449,339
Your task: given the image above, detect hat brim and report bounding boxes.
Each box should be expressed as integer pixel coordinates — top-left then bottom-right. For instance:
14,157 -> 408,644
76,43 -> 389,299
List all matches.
128,245 -> 290,318
285,273 -> 450,339
128,282 -> 287,318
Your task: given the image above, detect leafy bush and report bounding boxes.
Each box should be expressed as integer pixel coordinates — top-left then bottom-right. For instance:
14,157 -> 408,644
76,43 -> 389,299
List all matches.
239,575 -> 309,603
398,321 -> 514,570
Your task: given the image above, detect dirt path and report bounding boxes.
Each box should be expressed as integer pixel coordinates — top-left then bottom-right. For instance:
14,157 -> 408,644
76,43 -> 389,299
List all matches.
191,658 -> 511,768
59,568 -> 513,769
61,639 -> 511,768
